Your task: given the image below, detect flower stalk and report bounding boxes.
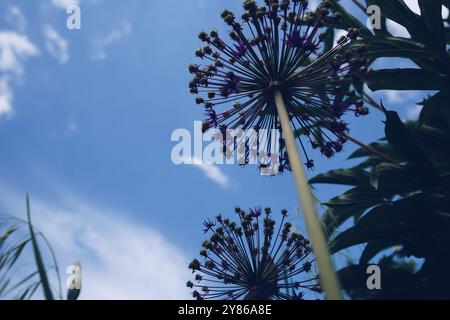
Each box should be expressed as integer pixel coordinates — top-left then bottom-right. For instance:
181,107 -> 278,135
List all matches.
188,207 -> 319,300
274,90 -> 342,300
189,0 -> 370,300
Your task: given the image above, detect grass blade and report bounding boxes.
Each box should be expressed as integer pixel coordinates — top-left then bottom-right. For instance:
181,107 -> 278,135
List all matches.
26,194 -> 54,300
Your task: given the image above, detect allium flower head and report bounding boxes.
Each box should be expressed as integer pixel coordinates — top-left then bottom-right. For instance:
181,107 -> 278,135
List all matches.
187,207 -> 319,300
189,0 -> 369,171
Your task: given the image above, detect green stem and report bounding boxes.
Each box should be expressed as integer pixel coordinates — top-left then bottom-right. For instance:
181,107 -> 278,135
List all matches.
274,90 -> 343,300
350,0 -> 366,13
344,133 -> 400,166
363,92 -> 384,112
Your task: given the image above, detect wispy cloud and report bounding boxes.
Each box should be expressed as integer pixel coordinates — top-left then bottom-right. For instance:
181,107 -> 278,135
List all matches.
181,156 -> 231,189
43,25 -> 69,64
383,90 -> 424,120
65,118 -> 79,134
386,1 -> 449,38
386,19 -> 411,38
51,0 -> 80,9
405,105 -> 423,120
403,0 -> 421,15
91,21 -> 132,61
384,90 -> 420,105
4,6 -> 27,33
402,0 -> 449,19
0,32 -> 39,75
0,79 -> 13,117
0,182 -> 190,300
0,32 -> 39,118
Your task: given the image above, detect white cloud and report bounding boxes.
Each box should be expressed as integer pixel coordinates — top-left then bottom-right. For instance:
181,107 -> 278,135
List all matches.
0,32 -> 39,118
388,2 -> 449,37
65,118 -> 79,134
403,0 -> 420,15
182,156 -> 230,189
51,0 -> 80,9
383,90 -> 423,120
443,6 -> 450,19
385,90 -> 405,104
384,90 -> 420,104
0,32 -> 39,75
0,78 -> 13,117
43,25 -> 69,64
0,183 -> 191,300
403,0 -> 449,18
405,105 -> 423,120
386,19 -> 411,38
4,6 -> 27,33
91,21 -> 132,61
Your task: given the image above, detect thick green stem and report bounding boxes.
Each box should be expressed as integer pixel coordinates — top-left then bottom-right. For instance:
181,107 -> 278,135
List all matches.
274,90 -> 343,300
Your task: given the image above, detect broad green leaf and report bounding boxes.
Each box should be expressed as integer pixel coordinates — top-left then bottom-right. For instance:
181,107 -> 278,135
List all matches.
338,264 -> 422,299
310,169 -> 370,186
352,37 -> 433,60
328,0 -> 373,37
366,0 -> 436,50
322,187 -> 384,237
411,123 -> 450,167
419,90 -> 450,125
329,204 -> 398,254
348,142 -> 398,160
367,68 -> 449,91
360,240 -> 396,265
385,111 -> 439,185
368,163 -> 421,196
418,0 -> 446,55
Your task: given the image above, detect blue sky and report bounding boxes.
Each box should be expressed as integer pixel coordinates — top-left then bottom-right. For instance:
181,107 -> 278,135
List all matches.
0,0 -> 444,299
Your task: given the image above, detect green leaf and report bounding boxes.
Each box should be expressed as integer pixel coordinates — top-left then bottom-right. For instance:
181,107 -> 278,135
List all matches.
411,123 -> 450,167
348,142 -> 397,159
418,0 -> 446,54
360,240 -> 396,265
67,288 -> 81,301
339,264 -> 422,299
353,37 -> 433,60
373,13 -> 388,36
310,169 -> 370,186
385,111 -> 417,154
366,0 -> 439,51
419,90 -> 450,125
329,201 -> 411,254
367,68 -> 449,91
384,111 -> 439,185
3,271 -> 39,298
323,27 -> 335,54
322,187 -> 384,237
368,162 -> 416,194
328,0 -> 373,37
26,194 -> 54,300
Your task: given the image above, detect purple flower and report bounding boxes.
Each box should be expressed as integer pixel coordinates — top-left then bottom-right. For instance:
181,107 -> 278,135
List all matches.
286,31 -> 319,52
187,207 -> 319,300
232,41 -> 248,59
189,0 -> 369,171
203,219 -> 216,234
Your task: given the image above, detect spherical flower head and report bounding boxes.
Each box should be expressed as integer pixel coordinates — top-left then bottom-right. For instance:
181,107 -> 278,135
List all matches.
189,0 -> 369,173
187,206 -> 319,300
